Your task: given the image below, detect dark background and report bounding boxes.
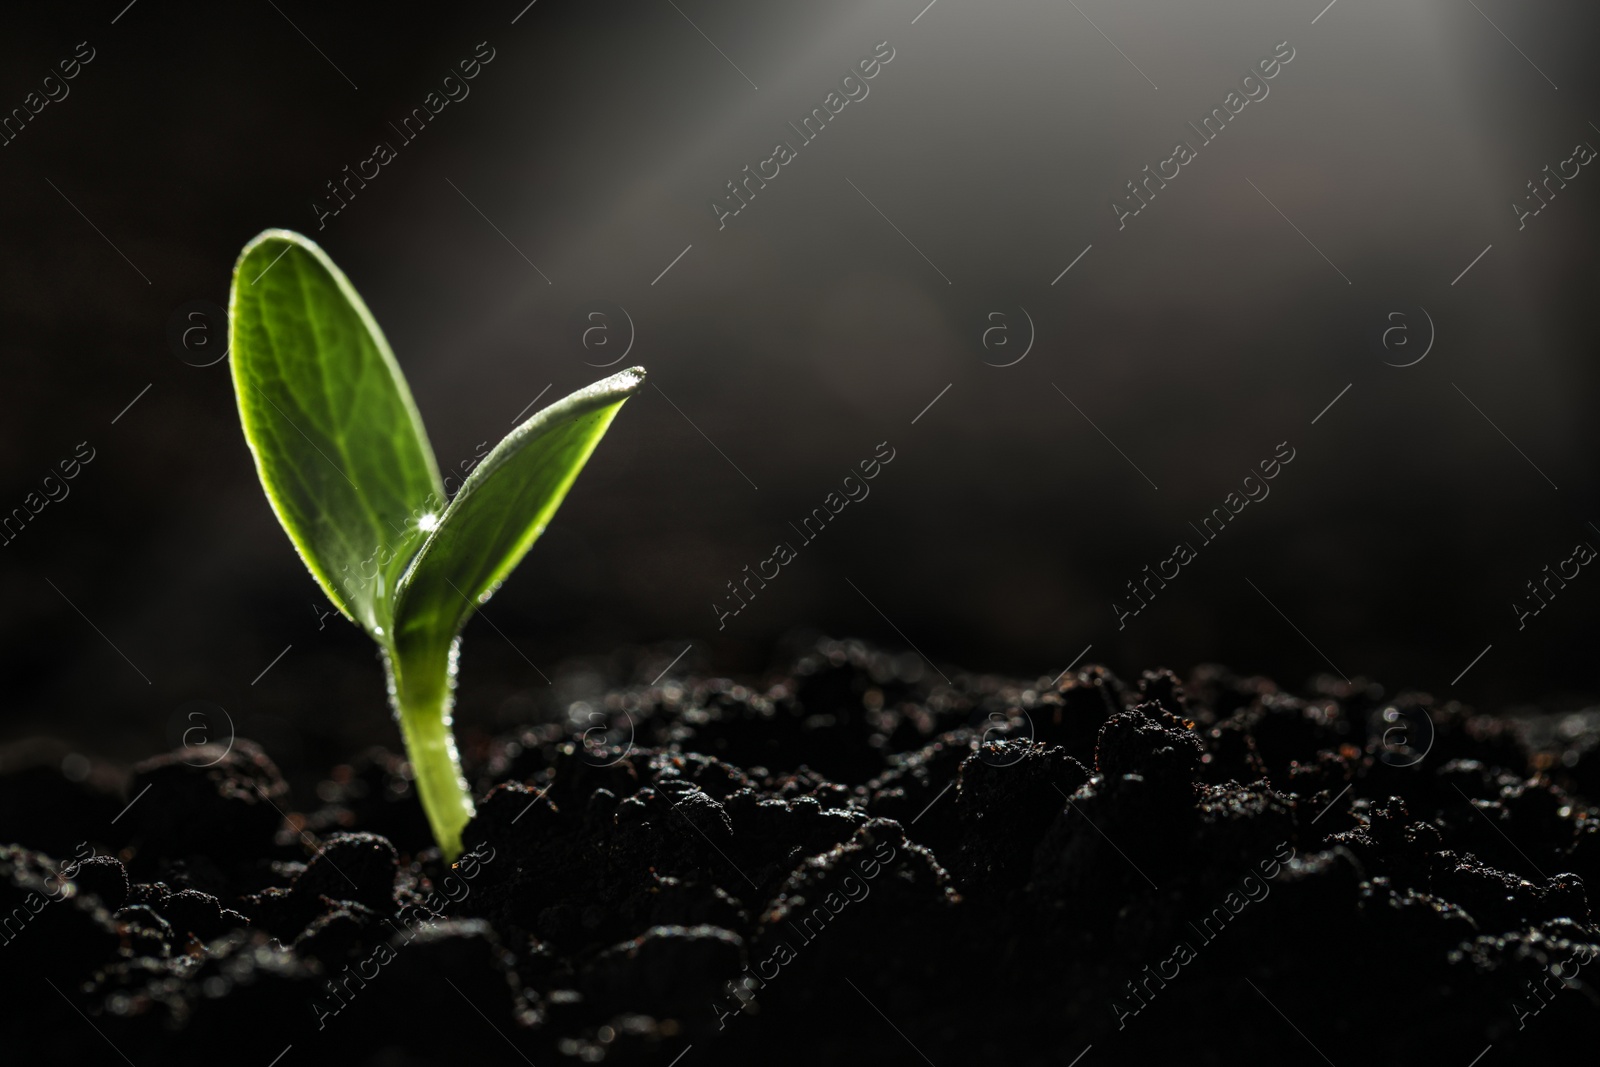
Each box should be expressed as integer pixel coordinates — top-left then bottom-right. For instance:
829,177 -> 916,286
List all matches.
2,0 -> 1596,779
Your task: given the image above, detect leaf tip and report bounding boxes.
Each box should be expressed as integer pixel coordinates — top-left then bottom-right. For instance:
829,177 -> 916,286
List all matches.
565,365 -> 646,411
612,365 -> 647,394
232,230 -> 341,297
236,227 -> 314,264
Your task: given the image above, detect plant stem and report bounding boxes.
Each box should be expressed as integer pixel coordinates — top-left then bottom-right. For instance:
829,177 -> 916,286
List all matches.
385,638 -> 473,860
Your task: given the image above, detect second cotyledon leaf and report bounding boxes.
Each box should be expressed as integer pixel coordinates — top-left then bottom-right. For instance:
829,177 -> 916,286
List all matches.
389,367 -> 645,696
383,364 -> 645,858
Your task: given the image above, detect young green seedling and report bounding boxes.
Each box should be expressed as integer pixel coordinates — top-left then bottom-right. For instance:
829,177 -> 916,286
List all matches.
228,229 -> 643,859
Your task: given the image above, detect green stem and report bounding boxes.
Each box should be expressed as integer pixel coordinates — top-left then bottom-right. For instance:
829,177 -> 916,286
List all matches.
384,637 -> 473,860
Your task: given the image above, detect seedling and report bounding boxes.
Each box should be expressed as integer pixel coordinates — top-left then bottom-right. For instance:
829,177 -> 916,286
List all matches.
228,230 -> 643,859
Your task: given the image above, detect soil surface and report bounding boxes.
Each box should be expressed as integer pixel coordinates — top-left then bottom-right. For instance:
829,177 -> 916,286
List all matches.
3,638 -> 1598,1065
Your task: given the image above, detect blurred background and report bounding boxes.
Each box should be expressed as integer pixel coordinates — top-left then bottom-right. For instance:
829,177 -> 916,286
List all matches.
2,0 -> 1597,779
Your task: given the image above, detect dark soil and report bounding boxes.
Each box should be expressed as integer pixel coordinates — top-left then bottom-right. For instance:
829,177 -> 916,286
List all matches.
4,639 -> 1598,1065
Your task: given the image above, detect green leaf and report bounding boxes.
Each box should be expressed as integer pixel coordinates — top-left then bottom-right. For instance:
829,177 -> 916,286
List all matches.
390,366 -> 645,665
229,230 -> 444,638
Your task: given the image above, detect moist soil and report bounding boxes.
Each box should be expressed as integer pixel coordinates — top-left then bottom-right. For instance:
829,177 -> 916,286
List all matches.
3,638 -> 1598,1065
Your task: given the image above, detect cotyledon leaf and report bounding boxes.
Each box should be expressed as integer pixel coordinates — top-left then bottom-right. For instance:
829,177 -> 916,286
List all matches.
390,366 -> 645,668
229,229 -> 444,638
